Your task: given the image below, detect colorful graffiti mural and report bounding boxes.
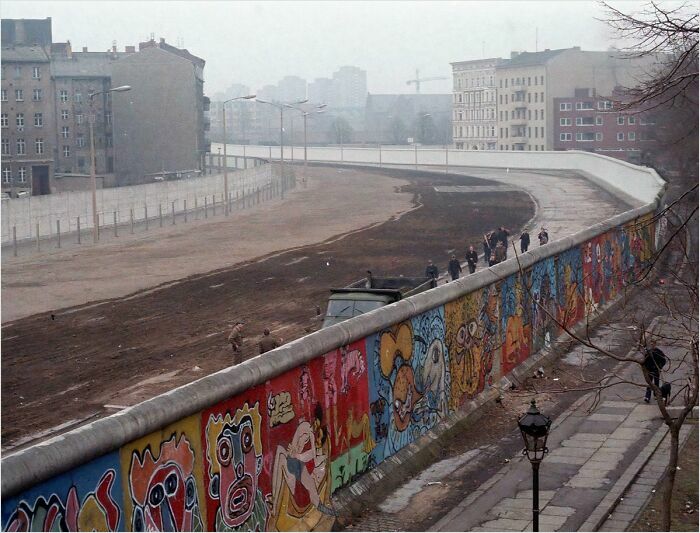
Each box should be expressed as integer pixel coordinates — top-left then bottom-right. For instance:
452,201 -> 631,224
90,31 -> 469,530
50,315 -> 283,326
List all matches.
2,215 -> 657,533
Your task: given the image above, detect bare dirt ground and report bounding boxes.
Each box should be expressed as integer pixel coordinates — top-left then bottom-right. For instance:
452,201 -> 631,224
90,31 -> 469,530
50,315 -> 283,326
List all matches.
1,165 -> 534,449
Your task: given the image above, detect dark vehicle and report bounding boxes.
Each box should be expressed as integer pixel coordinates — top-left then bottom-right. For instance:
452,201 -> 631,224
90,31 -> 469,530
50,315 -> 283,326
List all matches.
321,272 -> 437,328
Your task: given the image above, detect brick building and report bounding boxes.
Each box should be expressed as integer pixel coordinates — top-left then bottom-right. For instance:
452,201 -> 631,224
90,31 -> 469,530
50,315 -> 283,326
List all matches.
552,89 -> 658,164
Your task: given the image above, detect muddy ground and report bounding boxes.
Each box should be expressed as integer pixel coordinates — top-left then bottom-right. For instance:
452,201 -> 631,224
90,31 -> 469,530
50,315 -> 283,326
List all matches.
1,165 -> 534,449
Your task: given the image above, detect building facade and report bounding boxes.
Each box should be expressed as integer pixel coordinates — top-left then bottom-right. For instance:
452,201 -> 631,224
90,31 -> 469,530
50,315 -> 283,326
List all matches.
451,58 -> 500,150
552,90 -> 658,164
277,75 -> 307,103
1,24 -> 55,196
331,66 -> 367,109
308,77 -> 333,105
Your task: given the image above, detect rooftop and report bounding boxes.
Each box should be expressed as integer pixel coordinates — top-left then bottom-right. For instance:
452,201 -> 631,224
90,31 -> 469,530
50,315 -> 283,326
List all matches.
1,45 -> 50,63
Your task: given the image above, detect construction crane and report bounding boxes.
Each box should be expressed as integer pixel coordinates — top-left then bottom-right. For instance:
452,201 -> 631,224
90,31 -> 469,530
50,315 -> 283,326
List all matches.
406,69 -> 449,94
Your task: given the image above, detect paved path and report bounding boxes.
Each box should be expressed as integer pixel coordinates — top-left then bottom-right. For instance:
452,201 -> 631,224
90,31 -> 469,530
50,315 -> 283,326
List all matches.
432,318 -> 694,532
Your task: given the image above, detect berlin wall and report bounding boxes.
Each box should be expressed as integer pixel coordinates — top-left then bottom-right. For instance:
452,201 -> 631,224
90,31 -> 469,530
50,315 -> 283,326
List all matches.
1,161 -> 273,244
0,150 -> 665,532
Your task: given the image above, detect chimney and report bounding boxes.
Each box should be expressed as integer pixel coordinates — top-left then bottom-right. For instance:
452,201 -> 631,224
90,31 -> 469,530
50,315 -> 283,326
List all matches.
510,51 -> 520,59
82,46 -> 88,52
66,40 -> 72,58
125,45 -> 135,53
112,44 -> 117,52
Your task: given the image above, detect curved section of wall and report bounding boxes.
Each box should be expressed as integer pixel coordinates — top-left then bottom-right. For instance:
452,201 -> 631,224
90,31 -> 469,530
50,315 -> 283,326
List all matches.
1,150 -> 665,532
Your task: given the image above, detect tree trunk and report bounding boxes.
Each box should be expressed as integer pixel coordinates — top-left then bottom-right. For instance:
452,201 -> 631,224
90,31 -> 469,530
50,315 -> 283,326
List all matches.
661,425 -> 680,531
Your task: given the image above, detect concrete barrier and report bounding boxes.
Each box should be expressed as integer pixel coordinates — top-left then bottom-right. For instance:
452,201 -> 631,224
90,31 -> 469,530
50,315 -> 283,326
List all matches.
0,150 -> 665,532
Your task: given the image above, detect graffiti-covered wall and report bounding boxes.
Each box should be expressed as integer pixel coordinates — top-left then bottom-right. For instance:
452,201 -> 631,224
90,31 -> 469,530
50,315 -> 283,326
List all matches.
1,212 -> 658,532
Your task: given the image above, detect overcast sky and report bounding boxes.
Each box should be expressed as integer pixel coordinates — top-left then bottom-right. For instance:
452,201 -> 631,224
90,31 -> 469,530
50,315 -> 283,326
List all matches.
2,1 -> 667,96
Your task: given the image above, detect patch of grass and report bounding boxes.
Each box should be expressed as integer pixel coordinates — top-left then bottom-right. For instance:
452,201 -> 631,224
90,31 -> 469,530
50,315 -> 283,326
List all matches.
631,423 -> 698,532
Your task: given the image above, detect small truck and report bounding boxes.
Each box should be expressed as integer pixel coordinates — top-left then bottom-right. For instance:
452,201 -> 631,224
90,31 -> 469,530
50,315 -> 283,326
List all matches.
321,271 -> 437,328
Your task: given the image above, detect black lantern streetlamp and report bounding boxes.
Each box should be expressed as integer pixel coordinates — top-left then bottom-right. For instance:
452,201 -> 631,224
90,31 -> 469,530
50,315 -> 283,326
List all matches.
518,400 -> 552,532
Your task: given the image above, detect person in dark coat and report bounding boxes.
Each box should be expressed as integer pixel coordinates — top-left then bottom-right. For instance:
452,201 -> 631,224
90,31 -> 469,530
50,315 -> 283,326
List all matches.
466,246 -> 479,274
538,227 -> 549,246
643,340 -> 667,403
496,227 -> 511,258
259,328 -> 282,354
520,231 -> 530,253
483,235 -> 491,265
425,260 -> 439,280
494,241 -> 506,263
448,254 -> 462,280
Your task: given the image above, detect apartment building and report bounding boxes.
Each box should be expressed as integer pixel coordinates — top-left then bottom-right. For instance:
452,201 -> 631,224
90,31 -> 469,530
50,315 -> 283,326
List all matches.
331,66 -> 367,109
553,89 -> 658,164
451,58 -> 501,150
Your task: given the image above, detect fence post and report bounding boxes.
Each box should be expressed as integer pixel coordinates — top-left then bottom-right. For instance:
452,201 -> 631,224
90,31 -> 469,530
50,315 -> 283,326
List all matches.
205,197 -> 208,218
77,216 -> 81,244
13,226 -> 17,257
257,187 -> 260,204
36,222 -> 40,251
184,200 -> 188,223
130,208 -> 134,234
114,211 -> 118,237
145,204 -> 149,230
414,144 -> 418,170
159,204 -> 163,227
57,220 -> 61,248
96,214 -> 100,241
172,201 -> 176,225
194,197 -> 198,220
212,195 -> 216,216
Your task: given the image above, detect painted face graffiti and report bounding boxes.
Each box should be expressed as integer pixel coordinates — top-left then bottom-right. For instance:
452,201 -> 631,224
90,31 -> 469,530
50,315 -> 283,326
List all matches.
129,435 -> 202,532
392,364 -> 420,432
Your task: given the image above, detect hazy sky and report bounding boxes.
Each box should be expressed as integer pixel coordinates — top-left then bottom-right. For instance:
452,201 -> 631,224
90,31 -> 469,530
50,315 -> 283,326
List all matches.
2,1 -> 662,96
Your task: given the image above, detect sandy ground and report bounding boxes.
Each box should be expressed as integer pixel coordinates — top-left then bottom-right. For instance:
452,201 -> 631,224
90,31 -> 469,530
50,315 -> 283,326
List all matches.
1,167 -> 413,323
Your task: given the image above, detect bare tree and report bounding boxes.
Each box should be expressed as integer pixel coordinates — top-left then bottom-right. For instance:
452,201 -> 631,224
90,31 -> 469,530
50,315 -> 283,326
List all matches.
513,186 -> 698,530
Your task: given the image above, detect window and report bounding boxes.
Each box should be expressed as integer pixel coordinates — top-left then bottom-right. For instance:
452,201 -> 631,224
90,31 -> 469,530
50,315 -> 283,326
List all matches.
598,100 -> 612,110
541,127 -> 544,137
576,117 -> 595,126
34,113 -> 43,127
560,117 -> 571,126
628,131 -> 636,141
576,132 -> 596,141
628,116 -> 636,125
576,102 -> 594,110
77,135 -> 85,148
535,93 -> 538,103
61,110 -> 69,120
1,138 -> 9,155
559,102 -> 572,111
560,133 -> 572,141
16,113 -> 24,127
540,92 -> 544,101
0,114 -> 7,128
61,126 -> 69,138
32,66 -> 40,79
60,90 -> 69,103
15,89 -> 23,101
528,77 -> 531,86
14,65 -> 21,78
76,113 -> 83,125
535,128 -> 538,138
32,88 -> 42,101
75,92 -> 82,103
35,138 -> 44,154
596,116 -> 603,125
2,167 -> 11,184
617,116 -> 625,125
528,93 -> 531,103
78,157 -> 85,169
18,167 -> 26,183
540,76 -> 544,84
16,138 -> 26,155
499,95 -> 502,104
617,132 -> 624,141
63,145 -> 70,157
0,89 -> 6,102
528,110 -> 532,120
595,132 -> 603,141
106,135 -> 112,147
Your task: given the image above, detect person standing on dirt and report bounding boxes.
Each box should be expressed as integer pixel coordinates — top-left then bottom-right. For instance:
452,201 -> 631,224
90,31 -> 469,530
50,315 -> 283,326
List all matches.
259,328 -> 282,354
538,227 -> 549,246
425,260 -> 439,281
643,339 -> 667,403
448,254 -> 462,281
496,226 -> 511,258
228,321 -> 245,363
466,246 -> 479,274
483,235 -> 491,266
520,231 -> 531,253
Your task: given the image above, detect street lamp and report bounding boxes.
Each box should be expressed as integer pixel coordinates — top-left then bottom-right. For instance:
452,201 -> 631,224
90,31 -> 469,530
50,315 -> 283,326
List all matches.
285,103 -> 326,188
88,85 -> 131,243
517,400 -> 552,532
256,98 -> 308,197
222,94 -> 256,215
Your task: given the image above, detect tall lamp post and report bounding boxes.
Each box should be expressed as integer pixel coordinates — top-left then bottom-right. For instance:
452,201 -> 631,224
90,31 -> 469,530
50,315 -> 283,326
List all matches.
222,94 -> 256,215
88,85 -> 131,243
285,103 -> 326,187
256,98 -> 308,196
518,400 -> 552,532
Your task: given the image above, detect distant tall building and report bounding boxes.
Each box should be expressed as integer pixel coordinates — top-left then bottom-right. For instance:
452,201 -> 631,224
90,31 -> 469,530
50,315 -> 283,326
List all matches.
365,93 -> 452,144
308,77 -> 333,105
332,66 -> 366,108
257,84 -> 279,102
277,75 -> 306,103
111,38 -> 209,184
223,83 -> 251,100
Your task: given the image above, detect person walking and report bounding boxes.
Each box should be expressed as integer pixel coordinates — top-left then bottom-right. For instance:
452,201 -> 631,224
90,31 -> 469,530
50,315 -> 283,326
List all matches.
538,227 -> 549,246
448,254 -> 462,280
643,339 -> 667,403
228,321 -> 245,364
259,328 -> 282,354
483,235 -> 491,265
519,231 -> 530,253
494,241 -> 506,264
425,260 -> 439,281
466,246 -> 479,274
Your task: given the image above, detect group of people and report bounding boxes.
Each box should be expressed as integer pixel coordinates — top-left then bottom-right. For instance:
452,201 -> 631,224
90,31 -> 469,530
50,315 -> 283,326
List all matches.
425,225 -> 551,282
227,321 -> 283,364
